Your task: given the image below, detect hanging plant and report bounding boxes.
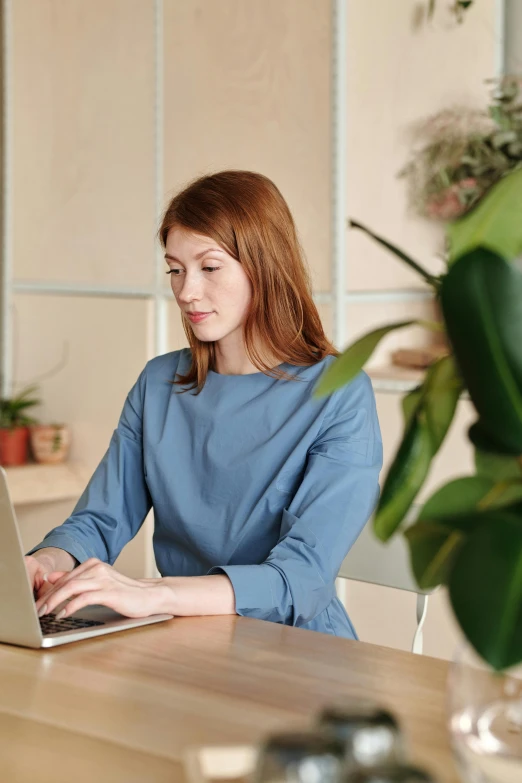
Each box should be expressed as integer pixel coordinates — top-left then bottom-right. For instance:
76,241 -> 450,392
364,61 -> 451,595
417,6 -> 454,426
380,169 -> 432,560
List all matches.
428,0 -> 475,24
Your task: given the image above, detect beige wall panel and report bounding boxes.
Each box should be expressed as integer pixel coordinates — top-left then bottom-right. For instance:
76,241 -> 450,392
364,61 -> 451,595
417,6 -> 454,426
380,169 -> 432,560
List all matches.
344,299 -> 437,365
12,0 -> 156,287
163,0 -> 331,293
12,294 -> 152,577
316,302 -> 333,344
346,0 -> 496,290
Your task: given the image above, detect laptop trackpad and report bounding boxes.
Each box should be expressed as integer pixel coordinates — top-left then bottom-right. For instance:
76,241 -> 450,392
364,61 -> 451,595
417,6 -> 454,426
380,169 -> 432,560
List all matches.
74,605 -> 128,623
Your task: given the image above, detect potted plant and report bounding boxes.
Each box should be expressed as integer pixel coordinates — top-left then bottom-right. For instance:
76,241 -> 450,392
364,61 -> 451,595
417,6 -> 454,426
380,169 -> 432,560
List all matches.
314,77 -> 522,779
0,384 -> 41,466
29,422 -> 71,464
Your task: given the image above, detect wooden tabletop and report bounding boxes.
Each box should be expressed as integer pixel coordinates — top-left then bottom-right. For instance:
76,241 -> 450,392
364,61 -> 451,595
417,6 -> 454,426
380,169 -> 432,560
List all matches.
0,616 -> 459,783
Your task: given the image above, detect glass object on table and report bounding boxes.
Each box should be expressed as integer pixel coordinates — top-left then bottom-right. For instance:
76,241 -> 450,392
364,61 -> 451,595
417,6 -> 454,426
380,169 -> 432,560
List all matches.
317,702 -> 406,769
251,730 -> 345,783
343,764 -> 435,783
448,642 -> 522,783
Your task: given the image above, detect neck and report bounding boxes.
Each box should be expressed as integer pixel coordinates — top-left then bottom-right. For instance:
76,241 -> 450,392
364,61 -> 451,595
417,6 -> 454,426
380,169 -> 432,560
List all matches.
213,341 -> 280,376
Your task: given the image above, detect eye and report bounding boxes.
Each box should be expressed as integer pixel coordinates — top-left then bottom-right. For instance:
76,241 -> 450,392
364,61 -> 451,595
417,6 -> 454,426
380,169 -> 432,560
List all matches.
166,268 -> 182,275
203,266 -> 221,272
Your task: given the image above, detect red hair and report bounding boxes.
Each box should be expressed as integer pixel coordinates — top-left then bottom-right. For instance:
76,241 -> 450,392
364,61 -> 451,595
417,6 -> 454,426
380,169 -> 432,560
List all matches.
158,170 -> 338,392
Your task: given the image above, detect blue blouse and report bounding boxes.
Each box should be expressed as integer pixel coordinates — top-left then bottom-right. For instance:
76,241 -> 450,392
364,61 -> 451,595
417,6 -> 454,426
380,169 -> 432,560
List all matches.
29,348 -> 383,639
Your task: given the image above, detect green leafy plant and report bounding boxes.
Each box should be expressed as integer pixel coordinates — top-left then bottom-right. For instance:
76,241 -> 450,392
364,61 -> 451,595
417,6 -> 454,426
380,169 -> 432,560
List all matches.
314,166 -> 522,671
0,384 -> 41,430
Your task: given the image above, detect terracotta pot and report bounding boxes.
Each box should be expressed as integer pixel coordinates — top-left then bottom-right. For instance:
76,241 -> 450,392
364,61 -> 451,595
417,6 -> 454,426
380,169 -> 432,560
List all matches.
30,424 -> 71,464
0,426 -> 30,466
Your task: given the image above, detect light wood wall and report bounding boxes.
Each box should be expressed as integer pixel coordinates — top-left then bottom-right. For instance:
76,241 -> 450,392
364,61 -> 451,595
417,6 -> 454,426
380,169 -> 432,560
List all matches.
10,0 -> 497,660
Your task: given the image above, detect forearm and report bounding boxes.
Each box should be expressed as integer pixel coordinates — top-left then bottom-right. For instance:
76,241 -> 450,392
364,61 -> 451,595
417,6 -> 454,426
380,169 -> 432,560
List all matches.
155,574 -> 236,617
32,546 -> 78,573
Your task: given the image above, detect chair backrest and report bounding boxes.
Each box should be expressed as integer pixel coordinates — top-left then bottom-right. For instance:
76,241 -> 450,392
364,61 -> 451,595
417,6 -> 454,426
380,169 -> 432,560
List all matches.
337,515 -> 436,654
338,517 -> 433,595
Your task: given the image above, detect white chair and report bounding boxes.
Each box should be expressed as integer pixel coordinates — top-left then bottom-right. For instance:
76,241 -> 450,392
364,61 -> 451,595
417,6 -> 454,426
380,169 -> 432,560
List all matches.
336,511 -> 435,655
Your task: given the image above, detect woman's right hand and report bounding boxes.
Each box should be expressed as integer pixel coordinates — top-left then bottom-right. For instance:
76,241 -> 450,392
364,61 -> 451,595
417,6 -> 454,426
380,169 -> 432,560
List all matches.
25,548 -> 76,600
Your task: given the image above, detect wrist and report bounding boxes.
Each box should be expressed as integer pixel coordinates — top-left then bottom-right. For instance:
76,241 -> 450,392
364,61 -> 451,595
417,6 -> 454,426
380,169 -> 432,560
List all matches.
33,547 -> 76,573
151,575 -> 236,617
152,579 -> 179,615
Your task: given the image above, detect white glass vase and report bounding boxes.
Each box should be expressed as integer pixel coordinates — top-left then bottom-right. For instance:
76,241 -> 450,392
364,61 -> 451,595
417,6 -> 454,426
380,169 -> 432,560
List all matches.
448,642 -> 522,783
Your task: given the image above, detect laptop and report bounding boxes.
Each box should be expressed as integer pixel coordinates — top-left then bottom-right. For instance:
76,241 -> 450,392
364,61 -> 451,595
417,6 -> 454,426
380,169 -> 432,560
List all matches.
0,466 -> 173,648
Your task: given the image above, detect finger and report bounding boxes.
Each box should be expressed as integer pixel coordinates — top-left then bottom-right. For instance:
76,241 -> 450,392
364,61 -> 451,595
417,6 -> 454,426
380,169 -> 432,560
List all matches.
35,575 -> 68,610
37,578 -> 102,617
45,571 -> 68,584
28,563 -> 43,593
72,557 -> 107,575
35,563 -> 107,610
56,590 -> 121,619
54,558 -> 105,583
35,579 -> 57,601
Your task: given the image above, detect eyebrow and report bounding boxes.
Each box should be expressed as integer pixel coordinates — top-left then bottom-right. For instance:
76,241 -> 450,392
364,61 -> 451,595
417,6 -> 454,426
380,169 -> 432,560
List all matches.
164,247 -> 225,263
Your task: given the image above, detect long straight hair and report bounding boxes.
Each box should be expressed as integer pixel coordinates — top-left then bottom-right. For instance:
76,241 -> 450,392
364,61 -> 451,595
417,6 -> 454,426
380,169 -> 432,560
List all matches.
158,171 -> 338,393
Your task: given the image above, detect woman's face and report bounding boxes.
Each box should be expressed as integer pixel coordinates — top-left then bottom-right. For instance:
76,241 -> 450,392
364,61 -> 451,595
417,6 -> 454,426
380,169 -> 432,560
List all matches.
165,227 -> 252,346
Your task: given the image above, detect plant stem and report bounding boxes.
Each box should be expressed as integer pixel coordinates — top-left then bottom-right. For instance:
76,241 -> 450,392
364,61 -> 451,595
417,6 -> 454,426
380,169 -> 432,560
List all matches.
349,220 -> 441,288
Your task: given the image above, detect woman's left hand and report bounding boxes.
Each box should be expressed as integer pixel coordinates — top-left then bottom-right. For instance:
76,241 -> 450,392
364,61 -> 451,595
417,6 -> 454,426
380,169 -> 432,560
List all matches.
34,558 -> 168,620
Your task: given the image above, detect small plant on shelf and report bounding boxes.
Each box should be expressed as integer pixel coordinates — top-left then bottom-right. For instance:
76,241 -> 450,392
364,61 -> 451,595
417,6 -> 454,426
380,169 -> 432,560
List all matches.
0,384 -> 41,467
30,422 -> 71,464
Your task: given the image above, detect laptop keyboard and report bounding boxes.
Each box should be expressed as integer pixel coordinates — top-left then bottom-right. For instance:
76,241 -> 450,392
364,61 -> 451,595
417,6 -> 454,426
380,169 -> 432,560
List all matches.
39,613 -> 104,635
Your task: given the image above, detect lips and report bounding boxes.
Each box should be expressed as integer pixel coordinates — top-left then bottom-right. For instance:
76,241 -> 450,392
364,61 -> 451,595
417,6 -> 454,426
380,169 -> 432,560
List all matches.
187,312 -> 213,323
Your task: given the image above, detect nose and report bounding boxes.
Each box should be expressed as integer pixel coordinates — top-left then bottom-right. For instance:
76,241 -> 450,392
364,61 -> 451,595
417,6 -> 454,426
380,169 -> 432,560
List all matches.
176,272 -> 203,304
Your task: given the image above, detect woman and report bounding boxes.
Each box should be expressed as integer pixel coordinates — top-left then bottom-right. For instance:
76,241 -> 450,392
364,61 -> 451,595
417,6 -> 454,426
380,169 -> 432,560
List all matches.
25,170 -> 383,639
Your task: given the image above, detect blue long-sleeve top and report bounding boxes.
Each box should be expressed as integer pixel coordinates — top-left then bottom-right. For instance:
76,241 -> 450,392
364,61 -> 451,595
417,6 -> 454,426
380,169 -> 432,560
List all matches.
28,348 -> 383,639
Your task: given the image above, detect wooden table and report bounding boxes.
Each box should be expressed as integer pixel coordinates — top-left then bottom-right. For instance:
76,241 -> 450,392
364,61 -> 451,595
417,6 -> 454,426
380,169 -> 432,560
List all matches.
0,616 -> 459,783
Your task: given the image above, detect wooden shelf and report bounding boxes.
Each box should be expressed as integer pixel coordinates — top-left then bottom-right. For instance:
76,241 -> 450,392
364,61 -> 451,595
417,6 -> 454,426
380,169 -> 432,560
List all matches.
4,462 -> 91,506
367,365 -> 425,393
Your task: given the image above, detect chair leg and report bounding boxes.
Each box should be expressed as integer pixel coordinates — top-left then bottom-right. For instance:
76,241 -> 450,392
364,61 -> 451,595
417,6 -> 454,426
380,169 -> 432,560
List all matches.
411,594 -> 429,655
335,577 -> 347,606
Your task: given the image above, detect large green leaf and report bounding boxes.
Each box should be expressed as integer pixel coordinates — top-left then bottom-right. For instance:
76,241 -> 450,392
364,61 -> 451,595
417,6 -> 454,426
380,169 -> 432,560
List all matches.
440,247 -> 522,454
422,355 -> 462,451
448,168 -> 522,264
406,476 -> 522,589
349,220 -> 440,287
402,386 -> 423,428
313,321 -> 414,398
419,476 -> 498,518
475,448 -> 522,483
449,511 -> 522,670
401,356 -> 461,443
374,412 -> 433,542
418,475 -> 522,519
406,522 -> 466,589
375,355 -> 461,541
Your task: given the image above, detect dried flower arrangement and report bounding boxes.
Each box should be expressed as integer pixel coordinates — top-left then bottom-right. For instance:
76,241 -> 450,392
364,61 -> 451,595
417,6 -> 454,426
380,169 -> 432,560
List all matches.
400,76 -> 522,221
